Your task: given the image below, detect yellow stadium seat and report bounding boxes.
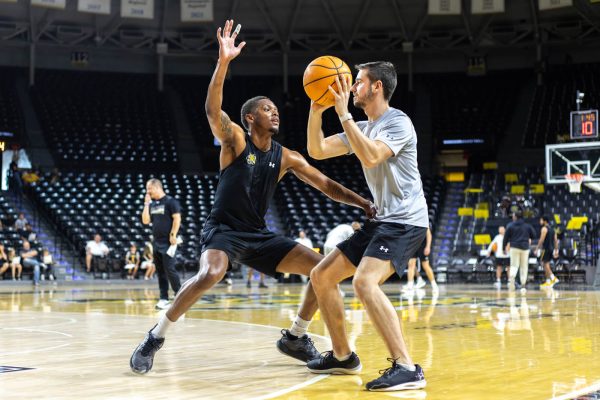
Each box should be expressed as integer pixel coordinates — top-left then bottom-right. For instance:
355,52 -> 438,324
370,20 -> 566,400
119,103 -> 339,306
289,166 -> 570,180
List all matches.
505,173 -> 518,183
530,184 -> 545,194
510,185 -> 525,194
483,162 -> 498,170
474,209 -> 489,219
458,207 -> 474,216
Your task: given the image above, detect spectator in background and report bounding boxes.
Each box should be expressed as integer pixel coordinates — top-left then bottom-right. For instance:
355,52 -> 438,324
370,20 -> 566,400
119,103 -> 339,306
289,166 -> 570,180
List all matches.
141,243 -> 156,280
20,240 -> 42,286
41,248 -> 55,281
124,244 -> 141,280
50,167 -> 61,184
0,244 -> 8,278
20,223 -> 37,243
14,213 -> 28,233
294,230 -> 314,249
323,222 -> 361,256
8,248 -> 21,280
487,226 -> 509,289
8,160 -> 23,202
22,169 -> 40,186
86,233 -> 110,273
246,266 -> 268,289
503,210 -> 536,293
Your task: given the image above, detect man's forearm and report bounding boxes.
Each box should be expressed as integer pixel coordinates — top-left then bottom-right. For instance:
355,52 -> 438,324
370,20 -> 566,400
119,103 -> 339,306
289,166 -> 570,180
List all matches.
170,218 -> 181,238
205,60 -> 229,117
342,120 -> 380,167
307,111 -> 326,158
322,178 -> 367,209
141,204 -> 150,224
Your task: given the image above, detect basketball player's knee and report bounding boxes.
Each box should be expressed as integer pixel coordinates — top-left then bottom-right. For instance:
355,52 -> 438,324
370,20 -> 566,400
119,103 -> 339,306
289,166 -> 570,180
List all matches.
309,267 -> 323,288
352,275 -> 375,299
197,263 -> 226,287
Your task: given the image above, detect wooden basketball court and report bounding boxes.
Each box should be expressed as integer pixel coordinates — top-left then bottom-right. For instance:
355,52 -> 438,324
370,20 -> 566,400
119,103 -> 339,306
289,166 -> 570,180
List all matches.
1,282 -> 599,399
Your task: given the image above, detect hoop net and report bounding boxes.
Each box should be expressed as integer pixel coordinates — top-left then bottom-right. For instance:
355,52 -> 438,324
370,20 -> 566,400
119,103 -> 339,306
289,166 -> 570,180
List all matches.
565,173 -> 584,193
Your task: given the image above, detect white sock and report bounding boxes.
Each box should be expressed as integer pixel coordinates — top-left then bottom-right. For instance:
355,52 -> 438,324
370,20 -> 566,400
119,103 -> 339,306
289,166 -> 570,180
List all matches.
334,352 -> 351,362
289,316 -> 311,338
151,314 -> 175,338
550,274 -> 556,280
398,362 -> 416,371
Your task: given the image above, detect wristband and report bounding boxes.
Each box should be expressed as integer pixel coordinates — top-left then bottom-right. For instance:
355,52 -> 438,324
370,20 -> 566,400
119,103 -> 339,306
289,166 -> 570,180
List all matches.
339,113 -> 353,123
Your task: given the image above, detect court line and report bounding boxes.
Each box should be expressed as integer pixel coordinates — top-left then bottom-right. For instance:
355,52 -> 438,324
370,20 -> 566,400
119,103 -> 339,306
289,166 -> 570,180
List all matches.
549,380 -> 600,400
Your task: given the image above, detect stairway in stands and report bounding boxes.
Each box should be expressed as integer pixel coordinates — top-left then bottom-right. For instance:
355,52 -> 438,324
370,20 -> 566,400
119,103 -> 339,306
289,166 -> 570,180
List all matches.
9,193 -> 84,281
432,182 -> 465,262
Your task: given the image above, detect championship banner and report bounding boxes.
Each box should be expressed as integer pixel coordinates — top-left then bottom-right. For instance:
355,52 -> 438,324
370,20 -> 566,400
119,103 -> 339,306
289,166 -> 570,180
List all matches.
181,0 -> 213,22
471,0 -> 505,14
78,0 -> 110,15
539,0 -> 573,10
121,0 -> 154,19
428,0 -> 461,15
31,0 -> 66,8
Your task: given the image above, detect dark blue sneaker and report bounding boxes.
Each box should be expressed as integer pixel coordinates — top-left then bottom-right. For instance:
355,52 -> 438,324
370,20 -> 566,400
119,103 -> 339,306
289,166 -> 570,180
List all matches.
276,329 -> 320,362
366,360 -> 426,391
307,351 -> 362,374
130,326 -> 165,374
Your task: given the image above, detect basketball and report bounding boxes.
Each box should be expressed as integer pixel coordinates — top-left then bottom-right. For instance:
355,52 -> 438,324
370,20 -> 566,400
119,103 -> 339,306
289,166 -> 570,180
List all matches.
303,56 -> 353,106
491,242 -> 498,253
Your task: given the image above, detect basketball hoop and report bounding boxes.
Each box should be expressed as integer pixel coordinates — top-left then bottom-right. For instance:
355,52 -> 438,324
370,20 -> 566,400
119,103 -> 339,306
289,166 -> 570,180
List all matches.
565,173 -> 584,193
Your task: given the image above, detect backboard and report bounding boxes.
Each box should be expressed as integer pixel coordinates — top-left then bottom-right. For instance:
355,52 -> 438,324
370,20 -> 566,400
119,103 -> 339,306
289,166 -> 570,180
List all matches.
545,141 -> 600,184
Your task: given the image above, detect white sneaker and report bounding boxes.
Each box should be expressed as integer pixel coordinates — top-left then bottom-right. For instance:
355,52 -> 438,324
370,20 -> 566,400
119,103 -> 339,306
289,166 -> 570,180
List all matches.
493,281 -> 501,289
431,283 -> 439,294
226,278 -> 233,286
155,299 -> 171,310
520,288 -> 527,295
402,282 -> 415,292
415,277 -> 426,289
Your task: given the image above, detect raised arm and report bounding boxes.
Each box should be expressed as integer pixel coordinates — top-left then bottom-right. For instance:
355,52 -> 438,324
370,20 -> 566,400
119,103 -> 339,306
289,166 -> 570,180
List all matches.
205,20 -> 246,145
141,193 -> 151,225
283,148 -> 376,218
328,75 -> 394,168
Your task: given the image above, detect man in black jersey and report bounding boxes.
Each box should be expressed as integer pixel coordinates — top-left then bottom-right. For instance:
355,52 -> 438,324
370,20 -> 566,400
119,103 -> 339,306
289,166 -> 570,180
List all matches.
535,215 -> 559,288
130,20 -> 375,375
142,179 -> 182,309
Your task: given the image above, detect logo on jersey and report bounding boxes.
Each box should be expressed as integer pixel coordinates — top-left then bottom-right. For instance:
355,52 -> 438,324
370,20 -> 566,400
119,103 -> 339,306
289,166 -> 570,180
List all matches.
268,162 -> 276,168
379,246 -> 389,253
246,153 -> 257,165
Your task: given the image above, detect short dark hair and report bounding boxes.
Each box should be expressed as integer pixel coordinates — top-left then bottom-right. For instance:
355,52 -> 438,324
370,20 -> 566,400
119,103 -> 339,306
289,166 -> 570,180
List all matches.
541,215 -> 551,223
354,61 -> 397,102
147,178 -> 163,190
240,96 -> 269,130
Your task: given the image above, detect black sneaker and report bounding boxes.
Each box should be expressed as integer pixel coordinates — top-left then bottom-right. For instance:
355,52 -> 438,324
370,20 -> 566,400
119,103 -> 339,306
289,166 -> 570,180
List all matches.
366,360 -> 426,391
307,351 -> 362,374
130,326 -> 165,374
276,329 -> 320,362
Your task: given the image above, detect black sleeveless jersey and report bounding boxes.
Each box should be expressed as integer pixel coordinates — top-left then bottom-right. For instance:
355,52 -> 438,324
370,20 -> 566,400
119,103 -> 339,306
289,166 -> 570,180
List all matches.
208,135 -> 283,232
543,225 -> 555,250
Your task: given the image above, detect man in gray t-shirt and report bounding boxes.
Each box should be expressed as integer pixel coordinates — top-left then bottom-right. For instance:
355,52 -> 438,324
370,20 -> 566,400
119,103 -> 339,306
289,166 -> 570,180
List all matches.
306,61 -> 428,392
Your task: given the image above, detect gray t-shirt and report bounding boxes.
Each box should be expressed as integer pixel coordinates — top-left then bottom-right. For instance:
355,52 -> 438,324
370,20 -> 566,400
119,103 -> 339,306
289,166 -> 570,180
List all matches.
338,107 -> 429,228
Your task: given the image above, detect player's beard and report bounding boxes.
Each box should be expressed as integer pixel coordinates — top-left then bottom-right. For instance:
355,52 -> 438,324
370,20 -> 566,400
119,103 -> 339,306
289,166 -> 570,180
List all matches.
269,126 -> 279,135
353,87 -> 374,109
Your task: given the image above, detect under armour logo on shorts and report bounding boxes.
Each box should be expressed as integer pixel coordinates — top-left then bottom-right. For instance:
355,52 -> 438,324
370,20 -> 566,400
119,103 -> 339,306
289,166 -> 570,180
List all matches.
379,246 -> 389,253
268,162 -> 275,168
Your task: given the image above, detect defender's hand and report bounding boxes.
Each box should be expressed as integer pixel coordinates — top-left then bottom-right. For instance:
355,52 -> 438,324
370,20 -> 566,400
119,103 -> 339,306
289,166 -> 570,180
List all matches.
217,19 -> 246,63
362,201 -> 377,219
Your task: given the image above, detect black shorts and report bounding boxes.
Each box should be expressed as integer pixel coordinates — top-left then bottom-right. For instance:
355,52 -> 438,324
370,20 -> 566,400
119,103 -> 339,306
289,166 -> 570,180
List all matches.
337,221 -> 427,276
495,257 -> 510,267
200,222 -> 298,277
540,249 -> 554,263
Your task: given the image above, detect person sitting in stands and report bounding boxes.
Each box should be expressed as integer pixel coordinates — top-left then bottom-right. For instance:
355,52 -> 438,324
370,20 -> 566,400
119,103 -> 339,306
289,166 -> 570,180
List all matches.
20,240 -> 42,286
8,248 -> 22,280
140,243 -> 156,280
0,244 -> 9,279
42,248 -> 56,281
86,233 -> 110,273
124,244 -> 141,280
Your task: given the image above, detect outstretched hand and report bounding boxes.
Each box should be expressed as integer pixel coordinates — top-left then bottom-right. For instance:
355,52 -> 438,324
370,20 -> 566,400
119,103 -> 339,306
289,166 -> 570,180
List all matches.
310,100 -> 333,114
217,19 -> 246,63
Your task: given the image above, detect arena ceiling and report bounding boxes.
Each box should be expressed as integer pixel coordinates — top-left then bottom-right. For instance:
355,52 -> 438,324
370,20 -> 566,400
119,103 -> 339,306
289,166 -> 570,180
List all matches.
0,0 -> 599,58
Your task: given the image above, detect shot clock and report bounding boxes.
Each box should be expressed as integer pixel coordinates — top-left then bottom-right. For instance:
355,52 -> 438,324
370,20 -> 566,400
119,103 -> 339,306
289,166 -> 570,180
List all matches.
570,109 -> 598,140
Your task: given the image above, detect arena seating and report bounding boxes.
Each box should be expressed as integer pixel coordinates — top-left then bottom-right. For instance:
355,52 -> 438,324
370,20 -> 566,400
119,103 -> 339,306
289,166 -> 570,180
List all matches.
0,68 -> 23,140
30,70 -> 179,170
427,72 -> 525,147
523,62 -> 600,147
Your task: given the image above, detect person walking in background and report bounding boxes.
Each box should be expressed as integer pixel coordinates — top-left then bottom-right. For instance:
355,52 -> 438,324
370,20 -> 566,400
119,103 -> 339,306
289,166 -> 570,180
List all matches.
142,179 -> 182,310
503,210 -> 536,294
487,226 -> 509,289
535,216 -> 559,288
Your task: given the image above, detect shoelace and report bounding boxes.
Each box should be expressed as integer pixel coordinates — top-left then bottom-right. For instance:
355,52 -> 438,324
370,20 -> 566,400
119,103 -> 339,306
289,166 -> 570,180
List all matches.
140,335 -> 160,356
378,358 -> 401,376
